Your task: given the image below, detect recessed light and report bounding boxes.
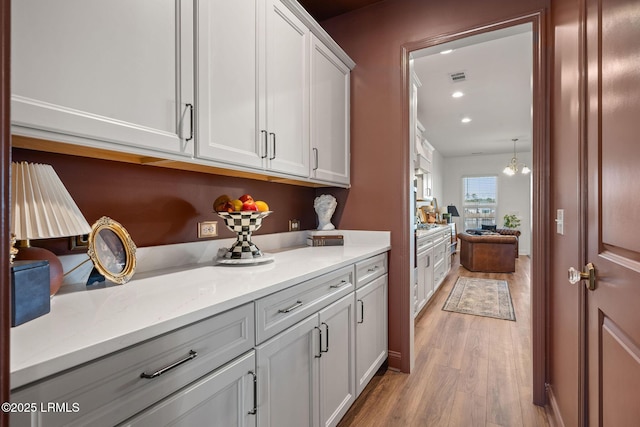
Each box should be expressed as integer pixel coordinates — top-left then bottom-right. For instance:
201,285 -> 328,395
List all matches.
452,91 -> 464,98
440,49 -> 453,55
461,117 -> 472,123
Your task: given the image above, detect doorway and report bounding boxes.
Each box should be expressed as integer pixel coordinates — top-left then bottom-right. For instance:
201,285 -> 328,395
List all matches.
403,12 -> 548,405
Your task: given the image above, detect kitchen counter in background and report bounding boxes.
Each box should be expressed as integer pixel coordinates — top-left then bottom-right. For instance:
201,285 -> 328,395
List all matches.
10,230 -> 390,389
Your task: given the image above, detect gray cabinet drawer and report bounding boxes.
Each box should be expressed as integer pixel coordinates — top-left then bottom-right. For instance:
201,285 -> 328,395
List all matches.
354,253 -> 388,289
11,303 -> 255,427
255,265 -> 354,344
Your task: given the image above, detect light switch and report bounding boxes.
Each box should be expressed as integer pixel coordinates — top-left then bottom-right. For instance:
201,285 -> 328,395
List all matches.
555,209 -> 564,235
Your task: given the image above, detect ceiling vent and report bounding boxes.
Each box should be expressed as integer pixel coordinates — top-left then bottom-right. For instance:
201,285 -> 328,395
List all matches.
449,71 -> 467,83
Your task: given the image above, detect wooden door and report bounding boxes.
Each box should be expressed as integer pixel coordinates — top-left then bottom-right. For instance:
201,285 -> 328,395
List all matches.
585,0 -> 640,424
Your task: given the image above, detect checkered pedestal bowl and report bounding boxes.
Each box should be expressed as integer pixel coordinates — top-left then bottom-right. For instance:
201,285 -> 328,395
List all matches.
216,211 -> 272,259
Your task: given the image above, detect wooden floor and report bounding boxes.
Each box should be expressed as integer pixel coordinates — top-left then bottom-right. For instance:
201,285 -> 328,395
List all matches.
338,255 -> 550,427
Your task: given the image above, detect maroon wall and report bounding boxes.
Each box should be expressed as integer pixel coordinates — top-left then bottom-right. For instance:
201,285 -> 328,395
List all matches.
13,148 -> 320,254
320,0 -> 549,372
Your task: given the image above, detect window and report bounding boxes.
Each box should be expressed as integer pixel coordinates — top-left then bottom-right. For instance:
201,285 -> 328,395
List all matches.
462,176 -> 497,230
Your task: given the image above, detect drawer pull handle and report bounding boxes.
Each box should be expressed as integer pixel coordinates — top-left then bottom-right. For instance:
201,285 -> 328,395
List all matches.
278,300 -> 303,313
140,350 -> 198,379
330,280 -> 349,289
248,371 -> 257,415
357,299 -> 364,324
321,322 -> 329,353
315,326 -> 323,358
367,265 -> 380,272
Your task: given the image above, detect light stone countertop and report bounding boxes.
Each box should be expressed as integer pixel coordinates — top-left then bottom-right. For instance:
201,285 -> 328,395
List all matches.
10,231 -> 390,390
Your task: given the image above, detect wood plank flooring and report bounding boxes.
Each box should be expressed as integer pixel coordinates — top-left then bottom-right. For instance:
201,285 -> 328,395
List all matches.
338,255 -> 550,427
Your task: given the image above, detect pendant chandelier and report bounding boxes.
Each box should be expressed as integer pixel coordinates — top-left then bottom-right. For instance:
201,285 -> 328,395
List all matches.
503,138 -> 531,176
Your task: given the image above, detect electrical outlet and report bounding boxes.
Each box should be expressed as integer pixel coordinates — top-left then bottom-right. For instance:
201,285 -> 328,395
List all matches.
198,221 -> 218,238
289,219 -> 300,232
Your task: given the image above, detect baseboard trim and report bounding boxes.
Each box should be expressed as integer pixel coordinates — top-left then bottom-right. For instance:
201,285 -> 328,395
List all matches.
387,350 -> 402,370
546,385 -> 566,427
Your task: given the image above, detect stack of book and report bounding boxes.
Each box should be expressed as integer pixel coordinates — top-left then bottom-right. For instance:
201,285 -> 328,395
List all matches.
306,234 -> 344,247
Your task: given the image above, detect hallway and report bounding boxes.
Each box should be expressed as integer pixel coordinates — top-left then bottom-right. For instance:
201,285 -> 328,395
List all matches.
339,255 -> 550,426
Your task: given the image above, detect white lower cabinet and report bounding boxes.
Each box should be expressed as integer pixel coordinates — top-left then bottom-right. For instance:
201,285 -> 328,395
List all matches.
414,227 -> 452,317
120,351 -> 257,427
355,274 -> 388,396
11,252 -> 387,427
11,303 -> 255,427
256,293 -> 355,427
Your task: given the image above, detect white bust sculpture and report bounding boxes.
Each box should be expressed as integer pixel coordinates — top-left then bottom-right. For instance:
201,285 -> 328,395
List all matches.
314,194 -> 337,231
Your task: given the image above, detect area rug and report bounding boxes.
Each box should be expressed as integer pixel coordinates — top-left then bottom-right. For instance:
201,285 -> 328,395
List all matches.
442,277 -> 516,321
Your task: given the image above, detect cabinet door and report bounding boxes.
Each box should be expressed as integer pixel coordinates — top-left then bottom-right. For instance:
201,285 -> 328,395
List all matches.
310,35 -> 350,186
264,0 -> 310,177
120,352 -> 256,427
355,275 -> 388,396
12,0 -> 193,156
318,294 -> 356,427
416,251 -> 427,314
256,314 -> 320,427
196,0 -> 264,168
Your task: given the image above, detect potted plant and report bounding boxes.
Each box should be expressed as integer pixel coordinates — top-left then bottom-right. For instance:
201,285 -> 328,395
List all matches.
503,214 -> 521,229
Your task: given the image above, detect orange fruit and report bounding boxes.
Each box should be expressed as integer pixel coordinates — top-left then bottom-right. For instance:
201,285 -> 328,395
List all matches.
255,201 -> 269,212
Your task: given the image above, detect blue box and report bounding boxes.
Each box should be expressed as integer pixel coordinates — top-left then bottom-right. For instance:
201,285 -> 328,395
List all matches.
11,260 -> 51,327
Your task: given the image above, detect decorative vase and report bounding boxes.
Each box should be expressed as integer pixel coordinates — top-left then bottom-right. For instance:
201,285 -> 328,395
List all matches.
216,211 -> 272,259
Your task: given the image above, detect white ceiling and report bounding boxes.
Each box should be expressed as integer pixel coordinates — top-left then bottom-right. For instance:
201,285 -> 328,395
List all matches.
411,24 -> 533,158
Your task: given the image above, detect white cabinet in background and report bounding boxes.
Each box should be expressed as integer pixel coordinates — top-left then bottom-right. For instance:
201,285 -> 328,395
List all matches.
120,352 -> 257,427
12,0 -> 194,157
310,34 -> 350,186
355,274 -> 388,396
414,226 -> 451,317
197,0 -> 309,178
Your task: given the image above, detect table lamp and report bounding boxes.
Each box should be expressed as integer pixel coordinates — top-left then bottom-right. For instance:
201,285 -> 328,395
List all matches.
11,162 -> 92,296
447,205 -> 460,223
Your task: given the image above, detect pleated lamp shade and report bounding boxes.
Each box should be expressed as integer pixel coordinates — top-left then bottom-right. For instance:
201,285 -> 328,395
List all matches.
11,162 -> 92,295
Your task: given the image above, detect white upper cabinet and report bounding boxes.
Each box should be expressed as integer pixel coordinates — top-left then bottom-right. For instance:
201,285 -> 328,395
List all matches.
197,0 -> 309,178
196,0 -> 262,169
264,0 -> 310,177
310,35 -> 350,186
11,0 -> 194,157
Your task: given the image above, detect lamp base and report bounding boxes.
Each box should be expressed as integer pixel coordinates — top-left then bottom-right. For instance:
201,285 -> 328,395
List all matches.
15,246 -> 64,296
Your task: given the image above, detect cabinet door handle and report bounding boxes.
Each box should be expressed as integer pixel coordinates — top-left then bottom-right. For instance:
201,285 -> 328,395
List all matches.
185,103 -> 194,141
140,350 -> 197,379
367,265 -> 380,272
269,132 -> 276,160
313,147 -> 319,170
357,299 -> 364,324
260,130 -> 268,158
278,300 -> 303,313
330,279 -> 348,289
248,371 -> 257,415
321,322 -> 329,353
315,326 -> 322,358
426,255 -> 430,268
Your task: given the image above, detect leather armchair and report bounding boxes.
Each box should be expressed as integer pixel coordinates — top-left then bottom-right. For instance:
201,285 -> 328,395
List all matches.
458,232 -> 518,273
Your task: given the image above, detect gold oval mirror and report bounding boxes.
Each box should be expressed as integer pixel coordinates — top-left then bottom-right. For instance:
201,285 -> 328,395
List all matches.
87,216 -> 136,284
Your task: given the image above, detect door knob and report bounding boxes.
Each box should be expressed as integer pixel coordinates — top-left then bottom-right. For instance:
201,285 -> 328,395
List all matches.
568,263 -> 596,290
